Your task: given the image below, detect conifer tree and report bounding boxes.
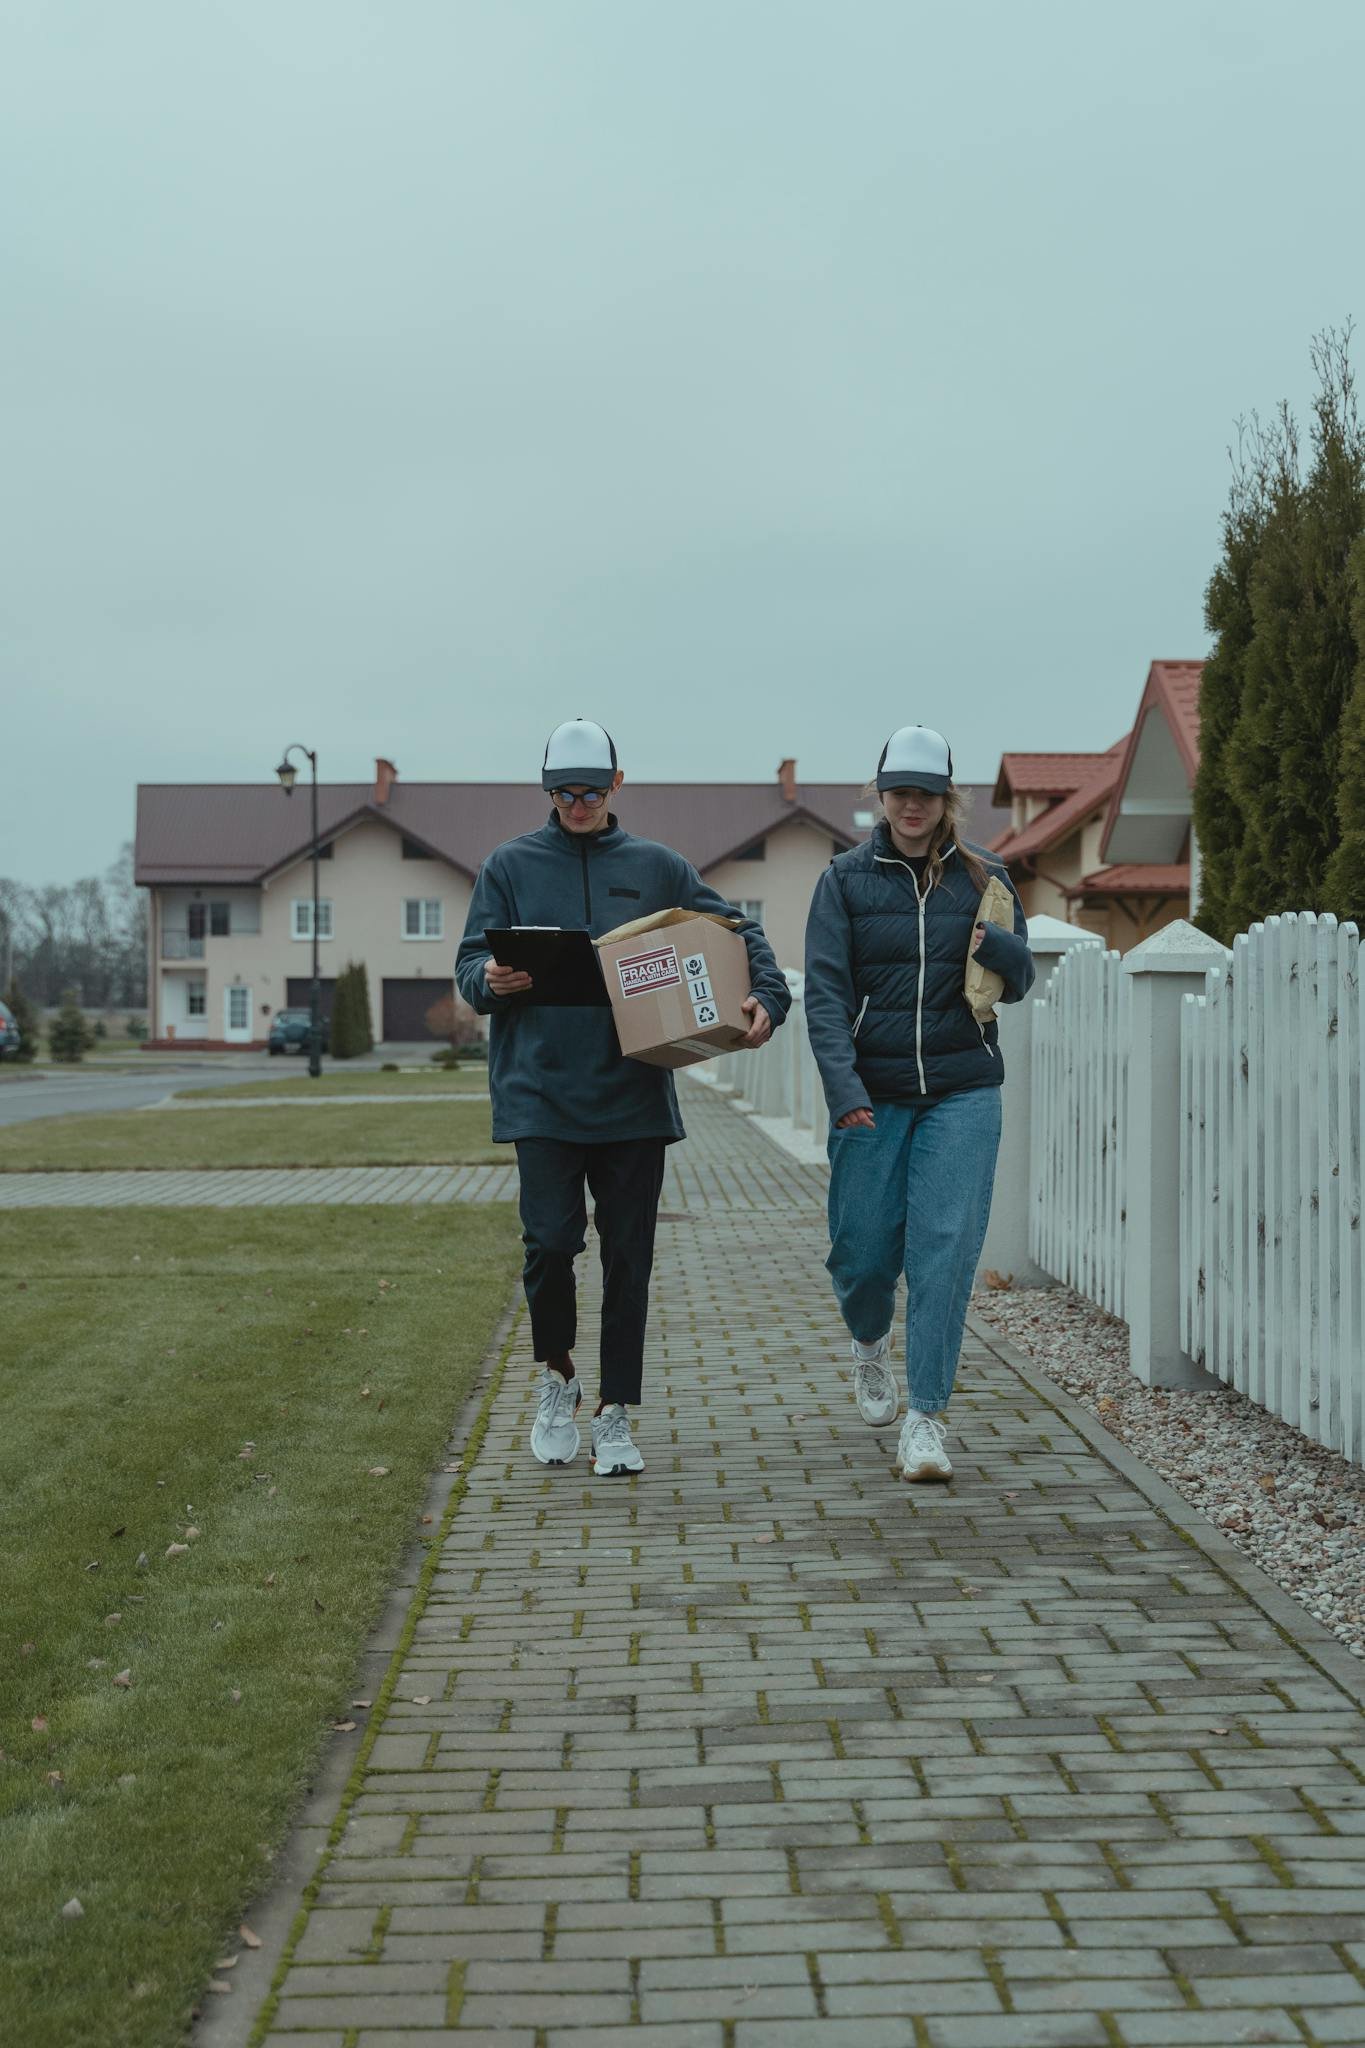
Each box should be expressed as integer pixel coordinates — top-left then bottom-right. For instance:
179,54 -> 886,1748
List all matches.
3,980 -> 40,1062
1194,421 -> 1270,942
48,988 -> 92,1062
1323,533 -> 1365,919
352,962 -> 374,1053
1282,329 -> 1365,909
1221,406 -> 1303,932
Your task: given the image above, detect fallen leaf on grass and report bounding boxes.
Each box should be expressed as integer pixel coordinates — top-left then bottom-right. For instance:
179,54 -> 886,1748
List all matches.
313,1599 -> 325,1615
184,1526 -> 201,1540
420,1514 -> 434,1526
21,1642 -> 36,1657
112,1670 -> 132,1688
206,1980 -> 232,1996
331,1720 -> 357,1733
229,1689 -> 242,1706
30,1716 -> 48,1733
360,1386 -> 371,1399
165,1543 -> 189,1558
367,1466 -> 390,1478
135,1553 -> 149,1571
45,1770 -> 63,1787
103,1613 -> 122,1627
239,1924 -> 261,1948
262,1574 -> 276,1588
87,1658 -> 108,1671
109,1525 -> 125,1540
60,1898 -> 83,1920
84,1560 -> 100,1573
214,1955 -> 238,1970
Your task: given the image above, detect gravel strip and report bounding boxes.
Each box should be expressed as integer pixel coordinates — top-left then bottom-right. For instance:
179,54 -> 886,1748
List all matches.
972,1284 -> 1365,1660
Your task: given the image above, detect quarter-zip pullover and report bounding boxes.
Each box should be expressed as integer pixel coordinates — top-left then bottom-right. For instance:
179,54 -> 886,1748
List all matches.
804,825 -> 1033,1126
456,813 -> 792,1145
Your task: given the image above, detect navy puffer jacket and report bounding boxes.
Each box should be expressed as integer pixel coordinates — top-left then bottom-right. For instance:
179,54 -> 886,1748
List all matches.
804,825 -> 1034,1125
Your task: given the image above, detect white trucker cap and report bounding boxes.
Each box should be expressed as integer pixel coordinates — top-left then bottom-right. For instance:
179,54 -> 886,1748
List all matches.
541,719 -> 618,792
876,724 -> 953,795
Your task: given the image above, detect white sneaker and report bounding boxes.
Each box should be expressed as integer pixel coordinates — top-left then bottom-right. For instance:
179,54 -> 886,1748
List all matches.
896,1412 -> 952,1483
530,1370 -> 583,1466
851,1336 -> 900,1427
591,1404 -> 644,1477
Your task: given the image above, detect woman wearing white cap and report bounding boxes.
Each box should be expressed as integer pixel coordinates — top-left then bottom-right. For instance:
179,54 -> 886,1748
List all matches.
803,726 -> 1034,1481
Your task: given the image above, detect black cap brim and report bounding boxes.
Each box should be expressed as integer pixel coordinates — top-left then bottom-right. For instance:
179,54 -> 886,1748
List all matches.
542,770 -> 613,793
875,770 -> 950,795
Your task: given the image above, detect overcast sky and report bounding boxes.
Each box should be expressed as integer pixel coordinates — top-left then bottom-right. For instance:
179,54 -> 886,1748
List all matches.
4,0 -> 1364,885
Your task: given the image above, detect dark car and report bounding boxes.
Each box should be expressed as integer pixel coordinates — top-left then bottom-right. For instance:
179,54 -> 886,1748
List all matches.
0,999 -> 20,1059
267,1007 -> 330,1056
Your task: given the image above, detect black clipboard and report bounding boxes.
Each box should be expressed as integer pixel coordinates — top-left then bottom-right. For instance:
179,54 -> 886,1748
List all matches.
484,928 -> 612,1007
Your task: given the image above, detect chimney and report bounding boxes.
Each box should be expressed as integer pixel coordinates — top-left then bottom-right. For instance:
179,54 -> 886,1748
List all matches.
777,757 -> 797,804
374,758 -> 398,806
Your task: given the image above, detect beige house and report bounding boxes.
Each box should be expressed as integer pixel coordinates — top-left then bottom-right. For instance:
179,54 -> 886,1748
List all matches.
989,661 -> 1203,954
135,760 -> 1008,1048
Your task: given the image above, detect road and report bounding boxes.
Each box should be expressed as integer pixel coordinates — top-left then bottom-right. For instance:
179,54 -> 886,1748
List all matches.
0,1045 -> 437,1128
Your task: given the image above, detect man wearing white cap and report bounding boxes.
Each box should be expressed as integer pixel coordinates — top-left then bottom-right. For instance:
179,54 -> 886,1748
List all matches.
804,724 -> 1034,1481
456,721 -> 791,1477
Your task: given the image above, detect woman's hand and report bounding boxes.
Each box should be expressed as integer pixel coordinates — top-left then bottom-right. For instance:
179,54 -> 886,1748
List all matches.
740,996 -> 772,1047
485,960 -> 532,996
971,922 -> 986,956
836,1107 -> 875,1130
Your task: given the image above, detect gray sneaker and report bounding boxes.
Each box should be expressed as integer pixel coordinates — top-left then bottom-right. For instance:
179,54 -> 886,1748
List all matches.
852,1336 -> 900,1426
591,1404 -> 644,1477
530,1370 -> 582,1466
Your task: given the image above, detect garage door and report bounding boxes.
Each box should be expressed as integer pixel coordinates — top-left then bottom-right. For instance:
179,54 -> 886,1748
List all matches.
382,978 -> 454,1041
285,978 -> 337,1020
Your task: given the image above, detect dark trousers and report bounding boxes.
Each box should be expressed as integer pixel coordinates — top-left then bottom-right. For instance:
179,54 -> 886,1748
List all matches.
514,1137 -> 668,1407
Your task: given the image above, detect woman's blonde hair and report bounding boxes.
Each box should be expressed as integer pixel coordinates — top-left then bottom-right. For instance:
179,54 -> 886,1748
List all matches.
864,778 -> 990,896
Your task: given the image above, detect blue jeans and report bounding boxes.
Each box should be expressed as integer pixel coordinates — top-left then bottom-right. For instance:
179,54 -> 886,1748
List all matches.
825,1089 -> 1002,1414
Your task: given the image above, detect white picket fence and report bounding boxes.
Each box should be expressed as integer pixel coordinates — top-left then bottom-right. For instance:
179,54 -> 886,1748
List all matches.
1029,941 -> 1130,1318
1180,913 -> 1363,1462
724,990 -> 829,1146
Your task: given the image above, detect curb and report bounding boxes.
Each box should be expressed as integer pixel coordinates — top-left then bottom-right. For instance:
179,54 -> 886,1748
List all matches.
966,1307 -> 1365,1716
191,1291 -> 524,2048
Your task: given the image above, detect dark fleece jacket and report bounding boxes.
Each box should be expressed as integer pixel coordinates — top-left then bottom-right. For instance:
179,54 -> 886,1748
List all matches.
455,812 -> 791,1144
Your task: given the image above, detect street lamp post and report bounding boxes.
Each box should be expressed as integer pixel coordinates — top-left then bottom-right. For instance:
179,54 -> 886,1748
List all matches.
275,745 -> 323,1079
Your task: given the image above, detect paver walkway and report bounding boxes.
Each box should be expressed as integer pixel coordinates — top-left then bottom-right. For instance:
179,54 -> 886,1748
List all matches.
220,1085 -> 1365,2045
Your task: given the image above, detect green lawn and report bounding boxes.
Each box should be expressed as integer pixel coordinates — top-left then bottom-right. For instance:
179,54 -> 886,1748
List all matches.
0,1101 -> 502,1172
182,1068 -> 489,1101
0,1204 -> 521,2048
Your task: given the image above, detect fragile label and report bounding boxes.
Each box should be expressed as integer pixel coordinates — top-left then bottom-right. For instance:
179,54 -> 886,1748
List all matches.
617,944 -> 683,998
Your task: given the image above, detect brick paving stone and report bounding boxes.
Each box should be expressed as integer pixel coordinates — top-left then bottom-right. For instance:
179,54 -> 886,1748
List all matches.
234,1082 -> 1365,2045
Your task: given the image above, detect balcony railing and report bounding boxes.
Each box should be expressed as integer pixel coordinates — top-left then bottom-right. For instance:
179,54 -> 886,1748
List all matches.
161,932 -> 205,960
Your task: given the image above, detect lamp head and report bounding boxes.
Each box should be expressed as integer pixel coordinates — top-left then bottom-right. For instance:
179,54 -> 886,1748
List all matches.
275,759 -> 297,794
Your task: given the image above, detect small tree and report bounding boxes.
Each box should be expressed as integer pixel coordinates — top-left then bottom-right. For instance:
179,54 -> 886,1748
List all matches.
351,962 -> 374,1054
125,1014 -> 148,1040
48,988 -> 93,1063
3,981 -> 40,1062
328,962 -> 372,1059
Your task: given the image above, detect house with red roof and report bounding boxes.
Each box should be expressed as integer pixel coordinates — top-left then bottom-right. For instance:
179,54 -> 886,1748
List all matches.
134,759 -> 1010,1047
988,661 -> 1204,952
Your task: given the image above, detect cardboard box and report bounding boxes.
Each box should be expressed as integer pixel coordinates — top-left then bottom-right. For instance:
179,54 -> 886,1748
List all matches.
595,909 -> 752,1069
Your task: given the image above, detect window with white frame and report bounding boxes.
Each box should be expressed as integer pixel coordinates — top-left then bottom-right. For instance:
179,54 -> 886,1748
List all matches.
291,899 -> 333,940
734,900 -> 763,924
186,979 -> 206,1017
403,898 -> 443,939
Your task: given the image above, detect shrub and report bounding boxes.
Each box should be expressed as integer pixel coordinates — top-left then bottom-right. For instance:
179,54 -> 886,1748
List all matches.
381,1061 -> 399,1072
3,982 -> 40,1062
48,989 -> 93,1063
328,962 -> 374,1060
93,1015 -> 108,1039
424,992 -> 484,1056
125,1015 -> 149,1041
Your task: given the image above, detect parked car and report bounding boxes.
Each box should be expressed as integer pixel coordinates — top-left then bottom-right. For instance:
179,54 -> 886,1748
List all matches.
0,999 -> 21,1059
267,1007 -> 330,1056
